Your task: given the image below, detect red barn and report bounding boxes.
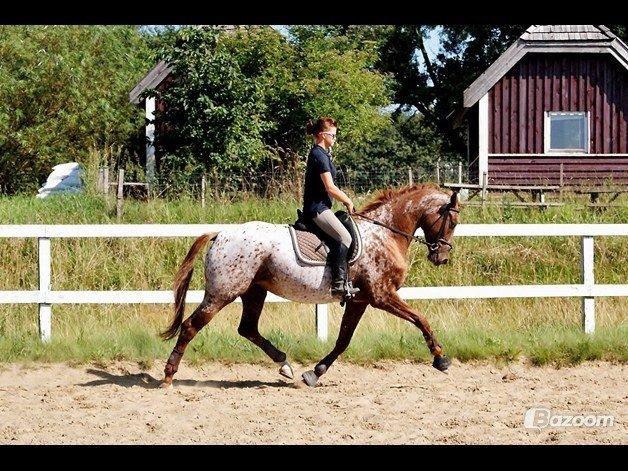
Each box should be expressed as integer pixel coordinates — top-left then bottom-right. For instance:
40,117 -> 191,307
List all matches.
463,25 -> 628,187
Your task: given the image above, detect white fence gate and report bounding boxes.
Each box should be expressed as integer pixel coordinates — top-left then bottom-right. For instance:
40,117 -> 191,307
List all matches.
1,224 -> 627,342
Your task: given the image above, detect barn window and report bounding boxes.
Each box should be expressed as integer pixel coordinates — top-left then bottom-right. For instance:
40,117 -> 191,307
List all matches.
544,112 -> 589,153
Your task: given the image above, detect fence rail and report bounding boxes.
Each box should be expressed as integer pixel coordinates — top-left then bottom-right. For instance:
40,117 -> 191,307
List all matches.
1,223 -> 627,342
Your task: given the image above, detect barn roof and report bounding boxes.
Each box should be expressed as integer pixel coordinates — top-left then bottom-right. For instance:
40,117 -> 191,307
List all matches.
463,25 -> 628,108
129,60 -> 172,104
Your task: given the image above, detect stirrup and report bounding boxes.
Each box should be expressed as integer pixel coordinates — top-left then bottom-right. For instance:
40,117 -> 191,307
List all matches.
331,281 -> 360,305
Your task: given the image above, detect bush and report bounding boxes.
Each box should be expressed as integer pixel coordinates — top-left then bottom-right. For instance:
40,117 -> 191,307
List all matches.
0,26 -> 152,194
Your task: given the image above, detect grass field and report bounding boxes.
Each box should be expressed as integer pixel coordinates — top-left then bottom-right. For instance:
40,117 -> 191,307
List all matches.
0,189 -> 626,366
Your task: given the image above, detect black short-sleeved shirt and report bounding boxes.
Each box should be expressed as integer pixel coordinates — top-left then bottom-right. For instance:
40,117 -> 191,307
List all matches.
302,144 -> 337,219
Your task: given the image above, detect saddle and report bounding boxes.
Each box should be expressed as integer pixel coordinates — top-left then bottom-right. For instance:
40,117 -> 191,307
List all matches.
288,209 -> 363,266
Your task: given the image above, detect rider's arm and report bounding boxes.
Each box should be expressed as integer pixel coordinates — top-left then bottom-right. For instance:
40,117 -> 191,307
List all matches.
320,172 -> 354,213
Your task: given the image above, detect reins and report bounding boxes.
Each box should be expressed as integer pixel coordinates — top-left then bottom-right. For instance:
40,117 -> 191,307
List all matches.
353,205 -> 459,253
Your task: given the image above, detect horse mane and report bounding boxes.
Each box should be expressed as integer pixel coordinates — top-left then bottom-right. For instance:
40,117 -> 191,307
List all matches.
357,183 -> 444,215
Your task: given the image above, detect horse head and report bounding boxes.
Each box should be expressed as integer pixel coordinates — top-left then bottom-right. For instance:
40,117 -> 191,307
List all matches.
419,190 -> 460,266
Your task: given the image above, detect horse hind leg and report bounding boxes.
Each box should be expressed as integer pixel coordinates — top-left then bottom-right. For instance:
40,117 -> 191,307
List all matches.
162,297 -> 227,388
302,300 -> 367,387
238,284 -> 294,380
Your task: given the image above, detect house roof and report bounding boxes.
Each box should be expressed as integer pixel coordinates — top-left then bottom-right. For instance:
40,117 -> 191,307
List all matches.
521,24 -> 616,41
463,25 -> 628,109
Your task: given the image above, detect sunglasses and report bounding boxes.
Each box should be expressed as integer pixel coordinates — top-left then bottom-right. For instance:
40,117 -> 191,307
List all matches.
322,132 -> 337,139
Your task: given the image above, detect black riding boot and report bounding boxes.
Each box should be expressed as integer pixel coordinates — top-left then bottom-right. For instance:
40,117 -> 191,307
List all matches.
330,243 -> 360,300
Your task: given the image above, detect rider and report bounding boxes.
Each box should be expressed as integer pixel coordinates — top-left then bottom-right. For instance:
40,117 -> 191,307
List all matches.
303,117 -> 360,300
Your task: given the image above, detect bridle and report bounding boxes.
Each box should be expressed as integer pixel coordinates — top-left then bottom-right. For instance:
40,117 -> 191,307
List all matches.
354,203 -> 459,254
429,204 -> 459,252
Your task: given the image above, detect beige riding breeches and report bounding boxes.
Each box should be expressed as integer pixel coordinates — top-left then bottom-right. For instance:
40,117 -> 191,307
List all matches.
312,209 -> 352,248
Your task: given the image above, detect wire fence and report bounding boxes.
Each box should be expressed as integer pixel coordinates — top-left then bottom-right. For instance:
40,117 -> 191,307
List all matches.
97,159 -> 627,217
336,162 -> 466,193
140,160 -> 470,200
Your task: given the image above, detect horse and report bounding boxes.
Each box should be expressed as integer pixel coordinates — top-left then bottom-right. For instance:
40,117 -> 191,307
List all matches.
160,183 -> 461,388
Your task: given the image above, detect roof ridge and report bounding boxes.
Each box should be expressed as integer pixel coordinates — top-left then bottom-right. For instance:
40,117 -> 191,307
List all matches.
522,24 -> 615,42
463,24 -> 628,108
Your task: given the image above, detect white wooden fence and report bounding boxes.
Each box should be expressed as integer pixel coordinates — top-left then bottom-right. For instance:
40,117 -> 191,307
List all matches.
1,224 -> 627,342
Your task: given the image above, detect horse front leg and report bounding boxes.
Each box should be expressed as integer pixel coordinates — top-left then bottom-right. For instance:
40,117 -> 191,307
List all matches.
302,301 -> 367,387
373,292 -> 451,372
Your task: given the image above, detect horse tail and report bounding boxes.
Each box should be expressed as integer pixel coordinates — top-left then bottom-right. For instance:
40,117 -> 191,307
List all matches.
161,232 -> 220,341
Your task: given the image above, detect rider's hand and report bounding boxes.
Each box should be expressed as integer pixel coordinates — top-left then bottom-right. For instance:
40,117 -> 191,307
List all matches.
345,201 -> 355,214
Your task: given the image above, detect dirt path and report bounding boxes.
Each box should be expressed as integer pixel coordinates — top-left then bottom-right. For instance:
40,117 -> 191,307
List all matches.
0,359 -> 625,444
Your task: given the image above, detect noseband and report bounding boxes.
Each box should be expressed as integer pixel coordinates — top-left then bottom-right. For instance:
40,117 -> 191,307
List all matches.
354,203 -> 459,253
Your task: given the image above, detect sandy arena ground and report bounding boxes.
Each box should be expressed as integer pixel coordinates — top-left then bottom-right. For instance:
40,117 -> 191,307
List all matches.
0,359 -> 625,444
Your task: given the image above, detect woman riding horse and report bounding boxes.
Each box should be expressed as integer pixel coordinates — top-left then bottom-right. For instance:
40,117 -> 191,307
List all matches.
303,117 -> 359,301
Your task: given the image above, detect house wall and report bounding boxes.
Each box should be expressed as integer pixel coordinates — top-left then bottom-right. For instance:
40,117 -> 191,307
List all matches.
489,53 -> 627,154
488,155 -> 628,185
485,53 -> 628,185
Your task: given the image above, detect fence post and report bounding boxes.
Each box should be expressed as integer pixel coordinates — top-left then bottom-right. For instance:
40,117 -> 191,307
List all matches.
315,304 -> 328,341
38,237 -> 52,342
436,160 -> 441,185
103,167 -> 109,196
408,167 -> 413,186
145,96 -> 156,195
116,169 -> 124,221
201,174 -> 206,208
481,171 -> 488,207
581,236 -> 595,334
97,168 -> 104,193
458,161 -> 463,184
559,163 -> 564,202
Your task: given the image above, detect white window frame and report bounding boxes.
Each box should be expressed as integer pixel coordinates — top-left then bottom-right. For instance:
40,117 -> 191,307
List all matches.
544,111 -> 590,154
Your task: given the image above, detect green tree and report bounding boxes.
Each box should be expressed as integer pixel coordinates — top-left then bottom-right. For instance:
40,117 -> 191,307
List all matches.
292,28 -> 390,151
150,27 -> 288,189
287,25 -> 391,61
377,25 -> 528,156
377,24 -> 628,157
0,25 -> 152,194
339,112 -> 451,191
149,26 -> 390,191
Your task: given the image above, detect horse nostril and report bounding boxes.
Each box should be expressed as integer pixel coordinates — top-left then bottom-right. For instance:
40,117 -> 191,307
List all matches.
441,259 -> 448,265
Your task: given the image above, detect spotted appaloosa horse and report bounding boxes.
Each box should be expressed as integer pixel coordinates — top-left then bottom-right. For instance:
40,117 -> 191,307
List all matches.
161,184 -> 461,388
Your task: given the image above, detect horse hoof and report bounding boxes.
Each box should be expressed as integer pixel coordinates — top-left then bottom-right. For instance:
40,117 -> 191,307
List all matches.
432,355 -> 451,372
159,380 -> 173,389
301,370 -> 319,387
278,361 -> 294,380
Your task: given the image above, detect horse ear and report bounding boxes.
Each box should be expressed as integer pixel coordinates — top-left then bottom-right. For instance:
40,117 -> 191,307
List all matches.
450,191 -> 459,207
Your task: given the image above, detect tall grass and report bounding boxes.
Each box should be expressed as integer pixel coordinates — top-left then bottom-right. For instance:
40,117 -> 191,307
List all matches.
0,188 -> 626,366
0,300 -> 625,367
